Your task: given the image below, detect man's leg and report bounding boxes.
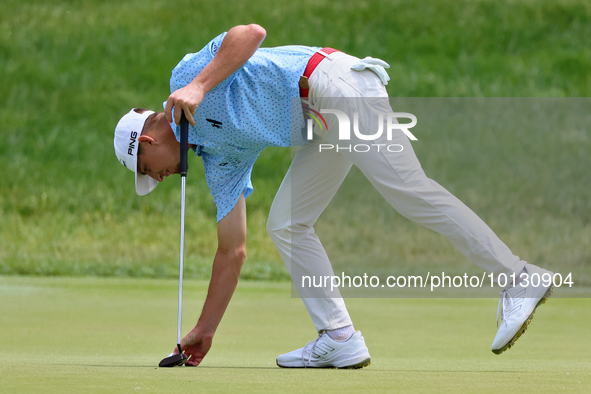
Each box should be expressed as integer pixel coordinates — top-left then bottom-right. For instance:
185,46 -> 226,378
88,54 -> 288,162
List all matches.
267,141 -> 372,369
308,51 -> 553,354
267,141 -> 353,331
319,100 -> 554,355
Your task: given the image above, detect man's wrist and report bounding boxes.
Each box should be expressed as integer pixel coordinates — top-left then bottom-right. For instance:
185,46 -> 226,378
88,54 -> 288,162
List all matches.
194,323 -> 216,338
190,77 -> 210,98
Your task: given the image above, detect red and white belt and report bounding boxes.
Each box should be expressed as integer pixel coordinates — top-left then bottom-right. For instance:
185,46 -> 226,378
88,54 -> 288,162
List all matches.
299,47 -> 340,98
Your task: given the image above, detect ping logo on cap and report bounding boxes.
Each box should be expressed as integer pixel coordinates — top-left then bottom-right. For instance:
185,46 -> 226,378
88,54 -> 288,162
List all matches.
128,131 -> 138,156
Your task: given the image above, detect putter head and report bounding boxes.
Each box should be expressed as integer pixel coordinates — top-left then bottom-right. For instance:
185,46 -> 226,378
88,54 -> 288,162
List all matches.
159,345 -> 189,368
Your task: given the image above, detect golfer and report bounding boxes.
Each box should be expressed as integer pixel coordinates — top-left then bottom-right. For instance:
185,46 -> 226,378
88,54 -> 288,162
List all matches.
113,24 -> 554,368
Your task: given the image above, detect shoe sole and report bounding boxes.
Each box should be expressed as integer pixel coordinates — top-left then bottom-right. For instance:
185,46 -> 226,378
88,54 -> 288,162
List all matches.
492,285 -> 554,355
338,357 -> 371,369
276,357 -> 371,369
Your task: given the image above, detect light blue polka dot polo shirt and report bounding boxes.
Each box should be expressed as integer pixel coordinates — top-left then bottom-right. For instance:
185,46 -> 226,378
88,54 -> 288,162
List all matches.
166,32 -> 319,222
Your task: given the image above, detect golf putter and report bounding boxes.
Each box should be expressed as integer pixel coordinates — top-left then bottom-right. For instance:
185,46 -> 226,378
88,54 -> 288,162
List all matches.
159,111 -> 190,368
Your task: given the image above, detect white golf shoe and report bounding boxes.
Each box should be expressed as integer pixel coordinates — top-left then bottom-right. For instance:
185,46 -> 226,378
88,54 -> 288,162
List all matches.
276,331 -> 371,369
491,264 -> 555,354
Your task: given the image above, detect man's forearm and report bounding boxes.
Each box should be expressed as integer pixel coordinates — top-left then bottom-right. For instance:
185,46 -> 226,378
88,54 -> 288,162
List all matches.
177,195 -> 246,365
165,24 -> 266,125
195,249 -> 245,336
190,24 -> 267,95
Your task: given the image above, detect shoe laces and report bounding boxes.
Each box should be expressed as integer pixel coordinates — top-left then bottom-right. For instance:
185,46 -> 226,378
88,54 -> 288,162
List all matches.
302,333 -> 324,368
496,289 -> 514,327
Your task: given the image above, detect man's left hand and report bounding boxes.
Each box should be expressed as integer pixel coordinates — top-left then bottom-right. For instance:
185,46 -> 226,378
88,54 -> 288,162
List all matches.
165,82 -> 205,127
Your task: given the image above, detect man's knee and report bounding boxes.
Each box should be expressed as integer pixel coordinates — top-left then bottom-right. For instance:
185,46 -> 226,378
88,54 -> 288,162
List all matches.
267,210 -> 312,242
266,210 -> 285,240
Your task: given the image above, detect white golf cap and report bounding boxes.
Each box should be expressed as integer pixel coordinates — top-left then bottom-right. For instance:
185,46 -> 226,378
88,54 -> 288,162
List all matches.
114,108 -> 158,196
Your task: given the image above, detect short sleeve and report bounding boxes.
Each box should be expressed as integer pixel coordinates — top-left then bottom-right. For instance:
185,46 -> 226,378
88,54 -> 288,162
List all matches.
209,32 -> 226,57
169,32 -> 229,94
201,149 -> 258,222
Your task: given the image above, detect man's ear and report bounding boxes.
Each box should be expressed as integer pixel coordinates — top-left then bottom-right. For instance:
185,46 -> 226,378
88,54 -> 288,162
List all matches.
139,135 -> 158,145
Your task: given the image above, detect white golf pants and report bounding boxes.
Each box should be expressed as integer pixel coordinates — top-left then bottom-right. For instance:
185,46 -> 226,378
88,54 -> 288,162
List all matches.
266,51 -> 526,331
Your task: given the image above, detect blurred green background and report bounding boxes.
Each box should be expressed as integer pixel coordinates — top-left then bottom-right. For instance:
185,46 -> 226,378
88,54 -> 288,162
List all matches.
1,0 -> 590,283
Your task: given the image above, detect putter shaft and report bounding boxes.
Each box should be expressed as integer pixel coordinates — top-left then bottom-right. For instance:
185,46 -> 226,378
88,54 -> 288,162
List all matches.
177,175 -> 186,347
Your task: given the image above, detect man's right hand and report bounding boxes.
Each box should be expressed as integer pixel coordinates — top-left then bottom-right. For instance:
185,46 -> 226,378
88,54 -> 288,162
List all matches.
174,327 -> 213,367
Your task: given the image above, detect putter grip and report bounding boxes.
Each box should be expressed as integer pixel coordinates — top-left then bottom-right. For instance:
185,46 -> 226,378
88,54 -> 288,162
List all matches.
180,111 -> 189,177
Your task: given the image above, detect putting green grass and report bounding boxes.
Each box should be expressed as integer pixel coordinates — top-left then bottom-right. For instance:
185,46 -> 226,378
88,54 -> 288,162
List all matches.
0,276 -> 589,393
